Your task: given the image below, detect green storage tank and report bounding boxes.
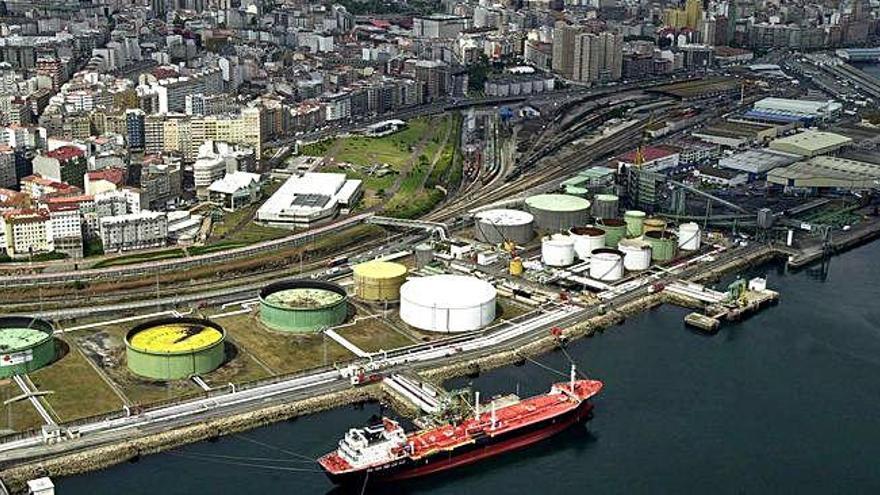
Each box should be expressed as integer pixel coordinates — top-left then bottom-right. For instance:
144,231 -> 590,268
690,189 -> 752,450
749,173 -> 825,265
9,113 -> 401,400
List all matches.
643,230 -> 678,262
125,318 -> 226,380
259,280 -> 349,333
598,218 -> 627,248
0,317 -> 56,378
624,210 -> 646,238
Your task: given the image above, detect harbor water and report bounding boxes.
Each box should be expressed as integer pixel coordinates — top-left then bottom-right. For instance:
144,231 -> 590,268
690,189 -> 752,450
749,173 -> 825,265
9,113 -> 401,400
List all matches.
59,241 -> 880,494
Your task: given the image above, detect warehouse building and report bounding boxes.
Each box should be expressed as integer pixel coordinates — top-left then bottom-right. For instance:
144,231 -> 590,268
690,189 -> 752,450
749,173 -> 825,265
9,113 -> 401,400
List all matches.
692,121 -> 779,149
768,130 -> 852,157
750,98 -> 842,123
718,149 -> 802,181
767,156 -> 880,191
257,173 -> 361,228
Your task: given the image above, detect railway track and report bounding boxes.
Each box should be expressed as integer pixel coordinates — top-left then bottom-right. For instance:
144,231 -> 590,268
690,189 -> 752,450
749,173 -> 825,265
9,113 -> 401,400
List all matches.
1,230 -> 424,312
425,118 -> 648,222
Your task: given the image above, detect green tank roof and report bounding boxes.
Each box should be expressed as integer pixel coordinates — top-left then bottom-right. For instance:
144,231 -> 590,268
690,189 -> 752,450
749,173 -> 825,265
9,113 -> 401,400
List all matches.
0,327 -> 51,352
264,288 -> 345,309
525,194 -> 590,212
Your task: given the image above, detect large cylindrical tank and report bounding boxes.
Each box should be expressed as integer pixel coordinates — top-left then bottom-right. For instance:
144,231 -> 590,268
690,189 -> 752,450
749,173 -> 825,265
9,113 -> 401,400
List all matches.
591,194 -> 619,219
677,222 -> 702,251
569,226 -> 606,260
541,234 -> 576,267
618,238 -> 652,271
353,261 -> 408,302
598,218 -> 626,247
643,230 -> 678,262
643,218 -> 667,235
0,317 -> 56,378
624,210 -> 646,238
125,318 -> 226,380
589,248 -> 624,281
524,194 -> 591,232
400,275 -> 496,333
259,280 -> 349,333
474,209 -> 535,245
564,185 -> 589,198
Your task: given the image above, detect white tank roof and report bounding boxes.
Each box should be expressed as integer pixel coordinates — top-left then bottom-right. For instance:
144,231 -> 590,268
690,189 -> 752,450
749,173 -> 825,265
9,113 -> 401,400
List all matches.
400,275 -> 496,309
475,209 -> 534,226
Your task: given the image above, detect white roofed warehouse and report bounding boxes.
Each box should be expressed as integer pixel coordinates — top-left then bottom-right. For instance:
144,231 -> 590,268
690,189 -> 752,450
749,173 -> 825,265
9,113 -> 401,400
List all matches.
767,156 -> 880,191
256,172 -> 362,228
751,98 -> 842,123
207,171 -> 262,211
768,131 -> 852,157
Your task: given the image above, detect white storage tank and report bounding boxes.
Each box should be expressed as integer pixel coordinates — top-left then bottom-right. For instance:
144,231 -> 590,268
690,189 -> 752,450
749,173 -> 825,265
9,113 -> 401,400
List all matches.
589,248 -> 624,282
618,238 -> 652,271
474,209 -> 535,245
569,227 -> 606,260
542,234 -> 576,267
678,222 -> 702,251
399,275 -> 496,333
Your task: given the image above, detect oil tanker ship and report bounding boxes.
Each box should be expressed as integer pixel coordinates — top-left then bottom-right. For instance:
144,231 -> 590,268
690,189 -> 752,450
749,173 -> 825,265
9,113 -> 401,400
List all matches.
318,366 -> 603,485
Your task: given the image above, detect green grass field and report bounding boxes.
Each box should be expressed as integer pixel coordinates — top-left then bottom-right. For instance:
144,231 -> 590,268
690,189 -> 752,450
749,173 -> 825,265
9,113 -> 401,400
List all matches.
92,249 -> 186,268
29,340 -> 124,422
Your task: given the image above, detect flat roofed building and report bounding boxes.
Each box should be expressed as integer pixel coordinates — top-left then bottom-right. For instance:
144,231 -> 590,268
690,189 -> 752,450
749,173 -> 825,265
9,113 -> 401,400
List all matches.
767,156 -> 880,190
256,172 -> 362,228
718,149 -> 802,177
752,98 -> 842,122
768,130 -> 852,157
692,121 -> 780,149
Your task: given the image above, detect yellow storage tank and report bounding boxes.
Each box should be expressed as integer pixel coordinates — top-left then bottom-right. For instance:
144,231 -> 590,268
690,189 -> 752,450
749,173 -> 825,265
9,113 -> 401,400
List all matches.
643,218 -> 668,235
509,257 -> 524,276
353,261 -> 408,302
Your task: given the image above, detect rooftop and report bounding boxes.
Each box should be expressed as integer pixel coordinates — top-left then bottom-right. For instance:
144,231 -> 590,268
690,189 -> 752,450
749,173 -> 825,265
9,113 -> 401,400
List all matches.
2,208 -> 49,222
87,167 -> 126,185
769,131 -> 853,154
767,156 -> 880,189
618,146 -> 679,164
719,149 -> 802,174
208,171 -> 261,195
46,145 -> 85,161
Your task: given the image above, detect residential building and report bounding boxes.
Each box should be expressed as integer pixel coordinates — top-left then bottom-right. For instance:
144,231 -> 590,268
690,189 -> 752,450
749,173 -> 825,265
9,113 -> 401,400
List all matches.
99,210 -> 168,252
2,208 -> 53,258
0,145 -> 15,188
47,203 -> 83,258
32,146 -> 87,188
84,167 -> 126,196
125,109 -> 146,150
140,159 -> 182,210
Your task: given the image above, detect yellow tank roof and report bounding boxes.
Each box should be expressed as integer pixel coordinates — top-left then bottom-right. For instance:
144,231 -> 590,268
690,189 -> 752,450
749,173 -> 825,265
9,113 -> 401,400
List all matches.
353,261 -> 407,279
129,323 -> 223,353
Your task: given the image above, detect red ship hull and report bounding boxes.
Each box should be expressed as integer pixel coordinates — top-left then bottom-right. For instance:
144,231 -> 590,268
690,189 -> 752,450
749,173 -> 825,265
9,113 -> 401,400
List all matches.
324,399 -> 594,486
